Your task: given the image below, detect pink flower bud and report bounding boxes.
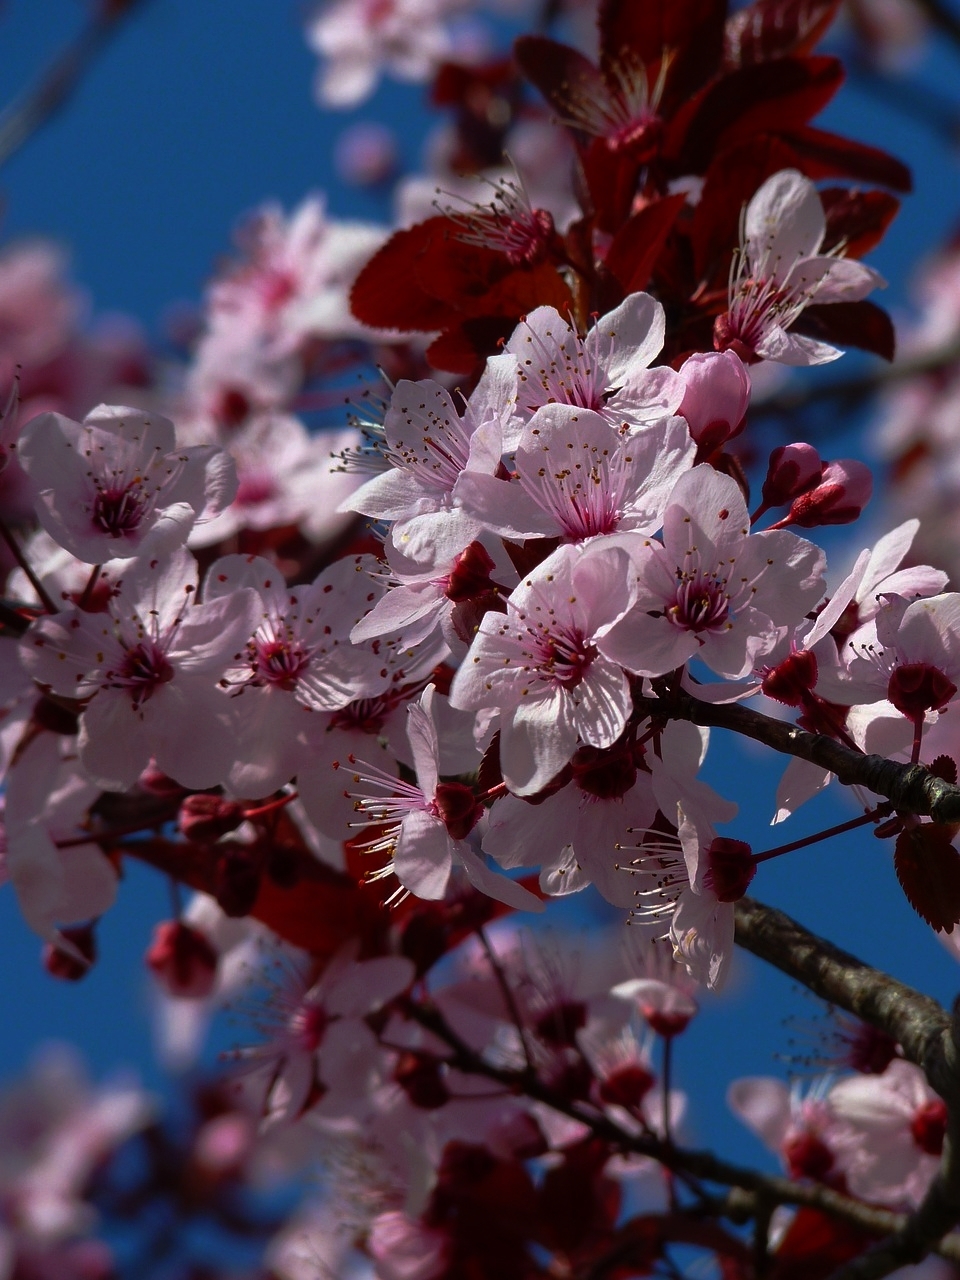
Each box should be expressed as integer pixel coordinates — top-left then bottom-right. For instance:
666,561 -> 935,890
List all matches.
678,350 -> 750,457
761,443 -> 823,510
146,920 -> 218,998
782,459 -> 873,529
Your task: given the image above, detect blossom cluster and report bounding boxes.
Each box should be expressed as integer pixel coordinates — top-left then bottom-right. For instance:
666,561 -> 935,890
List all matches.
4,0 -> 960,1275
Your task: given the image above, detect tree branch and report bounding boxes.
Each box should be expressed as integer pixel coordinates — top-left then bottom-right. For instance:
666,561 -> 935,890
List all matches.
635,690 -> 960,823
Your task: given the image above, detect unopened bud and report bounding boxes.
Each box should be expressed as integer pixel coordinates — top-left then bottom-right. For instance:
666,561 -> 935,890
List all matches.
678,350 -> 750,457
598,1063 -> 655,1110
703,837 -> 755,902
146,920 -> 218,998
214,844 -> 262,917
783,459 -> 872,529
761,443 -> 822,509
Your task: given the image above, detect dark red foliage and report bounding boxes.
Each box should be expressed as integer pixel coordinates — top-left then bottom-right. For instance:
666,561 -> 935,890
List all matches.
894,823 -> 960,933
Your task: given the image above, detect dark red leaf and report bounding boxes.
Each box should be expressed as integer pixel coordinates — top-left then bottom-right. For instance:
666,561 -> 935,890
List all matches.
769,1206 -> 872,1280
794,300 -> 895,361
820,187 -> 900,257
724,0 -> 841,68
350,218 -> 463,332
691,135 -> 801,282
784,124 -> 912,191
893,823 -> 960,932
605,193 -> 687,293
667,56 -> 845,174
426,319 -> 512,376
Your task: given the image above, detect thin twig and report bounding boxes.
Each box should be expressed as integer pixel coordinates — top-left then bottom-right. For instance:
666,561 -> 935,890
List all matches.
477,925 -> 535,1071
0,518 -> 57,614
0,3 -> 149,170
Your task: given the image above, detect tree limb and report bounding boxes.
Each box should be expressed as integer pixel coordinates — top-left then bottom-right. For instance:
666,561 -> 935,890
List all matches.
635,690 -> 960,823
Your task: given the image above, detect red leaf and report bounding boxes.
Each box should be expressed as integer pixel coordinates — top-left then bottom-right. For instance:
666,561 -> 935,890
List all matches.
250,871 -> 391,959
794,300 -> 895,361
894,823 -> 960,932
783,124 -> 911,191
820,187 -> 900,257
350,217 -> 462,332
691,136 -> 802,282
667,56 -> 845,173
769,1207 -> 872,1280
724,0 -> 841,68
605,193 -> 688,293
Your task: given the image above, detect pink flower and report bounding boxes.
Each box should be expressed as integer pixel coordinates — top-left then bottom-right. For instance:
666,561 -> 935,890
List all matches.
677,350 -> 750,459
341,355 -> 519,564
504,292 -> 683,431
16,404 -> 236,563
599,466 -> 825,680
20,548 -> 260,791
453,403 -> 694,543
232,944 -> 415,1127
306,0 -> 462,107
715,169 -> 885,365
207,552 -> 409,798
828,1059 -> 946,1207
449,540 -> 637,795
342,686 -> 542,910
728,1076 -> 843,1181
2,735 -> 117,954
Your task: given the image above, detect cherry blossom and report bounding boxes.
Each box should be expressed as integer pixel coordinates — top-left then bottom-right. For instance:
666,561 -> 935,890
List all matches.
341,685 -> 542,909
306,0 -> 464,107
598,466 -> 826,680
19,548 -> 260,791
715,169 -> 885,365
449,540 -> 637,795
504,293 -> 683,431
453,403 -> 694,543
206,552 -> 408,797
340,354 -> 519,563
16,404 -> 236,563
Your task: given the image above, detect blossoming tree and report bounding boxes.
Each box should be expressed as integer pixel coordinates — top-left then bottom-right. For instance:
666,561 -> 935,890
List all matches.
5,0 -> 960,1277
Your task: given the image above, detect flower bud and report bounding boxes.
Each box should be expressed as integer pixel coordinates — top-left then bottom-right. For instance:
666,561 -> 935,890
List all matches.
43,925 -> 97,981
678,350 -> 750,457
146,920 -> 218,998
598,1063 -> 655,1110
783,459 -> 873,528
761,443 -> 822,509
